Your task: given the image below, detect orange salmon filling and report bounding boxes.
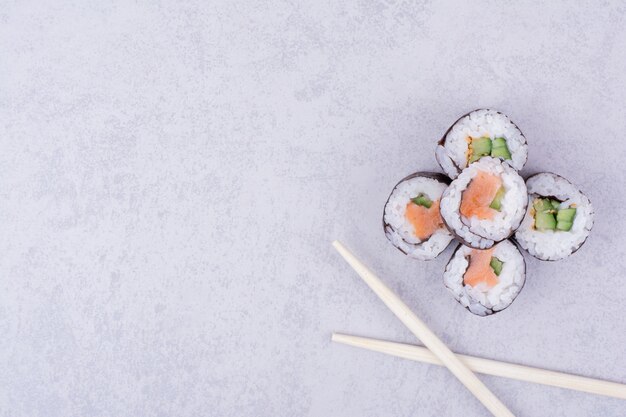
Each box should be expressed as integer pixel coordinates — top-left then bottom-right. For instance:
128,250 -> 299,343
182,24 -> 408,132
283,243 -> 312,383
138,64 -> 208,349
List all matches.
460,171 -> 502,220
405,200 -> 443,240
464,248 -> 499,288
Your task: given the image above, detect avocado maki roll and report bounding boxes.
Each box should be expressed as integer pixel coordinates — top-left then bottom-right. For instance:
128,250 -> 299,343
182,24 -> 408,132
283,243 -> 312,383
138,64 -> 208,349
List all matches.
444,240 -> 526,316
383,172 -> 455,260
514,173 -> 594,261
440,157 -> 528,249
436,109 -> 528,179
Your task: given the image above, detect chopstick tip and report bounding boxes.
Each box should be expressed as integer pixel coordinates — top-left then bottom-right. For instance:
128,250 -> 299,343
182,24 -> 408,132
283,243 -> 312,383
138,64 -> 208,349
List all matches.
331,333 -> 350,344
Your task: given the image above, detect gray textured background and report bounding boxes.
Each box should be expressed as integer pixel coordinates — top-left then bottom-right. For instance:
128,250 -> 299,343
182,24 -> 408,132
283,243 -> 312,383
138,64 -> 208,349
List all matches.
1,1 -> 625,416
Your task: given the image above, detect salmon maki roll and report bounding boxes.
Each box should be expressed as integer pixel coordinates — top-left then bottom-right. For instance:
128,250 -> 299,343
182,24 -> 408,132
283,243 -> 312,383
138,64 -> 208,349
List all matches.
436,109 -> 528,179
514,173 -> 594,261
444,240 -> 526,316
440,157 -> 527,249
383,172 -> 454,260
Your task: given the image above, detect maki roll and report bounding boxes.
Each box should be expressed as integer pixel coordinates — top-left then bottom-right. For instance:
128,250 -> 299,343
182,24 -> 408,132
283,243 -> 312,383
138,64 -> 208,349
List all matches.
440,157 -> 527,249
436,109 -> 528,179
383,172 -> 455,260
444,240 -> 526,316
515,173 -> 594,261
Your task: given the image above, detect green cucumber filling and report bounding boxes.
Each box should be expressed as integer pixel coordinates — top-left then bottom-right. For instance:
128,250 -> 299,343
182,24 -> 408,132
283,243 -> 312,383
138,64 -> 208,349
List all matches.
533,198 -> 554,213
489,186 -> 506,211
533,198 -> 577,232
490,257 -> 503,276
550,199 -> 561,210
491,137 -> 512,160
556,207 -> 576,231
468,137 -> 512,163
535,210 -> 557,230
410,193 -> 432,208
469,137 -> 492,163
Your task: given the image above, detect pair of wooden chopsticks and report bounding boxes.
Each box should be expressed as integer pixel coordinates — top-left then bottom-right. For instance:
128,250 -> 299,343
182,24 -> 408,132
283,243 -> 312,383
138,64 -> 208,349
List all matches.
332,333 -> 626,400
332,241 -> 626,417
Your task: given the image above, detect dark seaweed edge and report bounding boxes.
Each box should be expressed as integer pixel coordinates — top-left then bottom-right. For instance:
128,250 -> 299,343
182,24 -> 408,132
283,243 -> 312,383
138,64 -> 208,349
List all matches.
435,110 -> 471,177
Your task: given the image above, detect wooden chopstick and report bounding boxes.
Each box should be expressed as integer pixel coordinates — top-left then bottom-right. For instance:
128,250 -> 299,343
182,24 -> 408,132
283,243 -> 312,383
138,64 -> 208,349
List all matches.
332,333 -> 626,400
332,240 -> 516,417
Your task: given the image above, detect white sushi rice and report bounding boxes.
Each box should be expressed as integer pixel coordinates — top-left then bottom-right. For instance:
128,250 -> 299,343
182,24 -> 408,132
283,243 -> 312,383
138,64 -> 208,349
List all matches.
440,157 -> 527,249
515,173 -> 594,261
444,240 -> 526,316
383,174 -> 454,260
436,109 -> 528,179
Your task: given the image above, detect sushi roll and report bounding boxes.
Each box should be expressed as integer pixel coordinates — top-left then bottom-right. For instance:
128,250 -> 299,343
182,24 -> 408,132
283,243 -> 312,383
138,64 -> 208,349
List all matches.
383,172 -> 455,260
514,173 -> 594,261
440,157 -> 527,249
436,109 -> 528,179
444,240 -> 526,316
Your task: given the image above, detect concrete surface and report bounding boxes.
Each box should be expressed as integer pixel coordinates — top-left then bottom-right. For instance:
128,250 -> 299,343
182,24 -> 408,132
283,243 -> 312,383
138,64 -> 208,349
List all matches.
1,1 -> 625,416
